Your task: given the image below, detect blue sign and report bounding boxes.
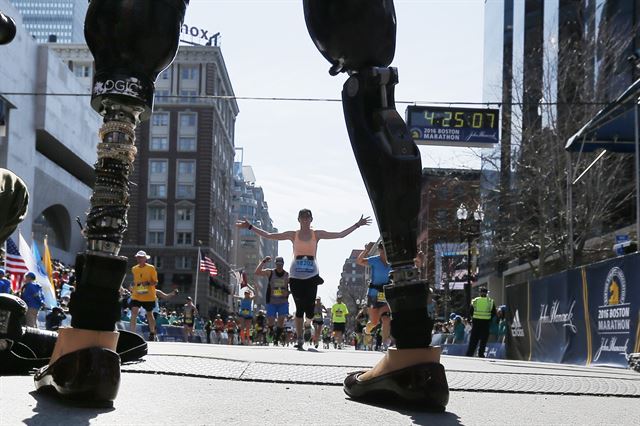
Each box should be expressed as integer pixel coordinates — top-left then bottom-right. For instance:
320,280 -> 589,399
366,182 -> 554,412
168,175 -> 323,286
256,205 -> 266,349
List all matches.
406,105 -> 500,148
616,235 -> 630,243
584,254 -> 640,367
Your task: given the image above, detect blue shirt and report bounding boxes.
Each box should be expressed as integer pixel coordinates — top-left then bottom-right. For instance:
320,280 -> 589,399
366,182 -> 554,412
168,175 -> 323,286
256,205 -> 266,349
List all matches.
21,282 -> 44,309
368,256 -> 391,286
0,278 -> 11,294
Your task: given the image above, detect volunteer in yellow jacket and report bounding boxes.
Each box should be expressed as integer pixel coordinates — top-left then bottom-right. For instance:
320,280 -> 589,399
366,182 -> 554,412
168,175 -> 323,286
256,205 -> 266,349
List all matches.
465,287 -> 496,357
236,208 -> 370,350
130,250 -> 159,341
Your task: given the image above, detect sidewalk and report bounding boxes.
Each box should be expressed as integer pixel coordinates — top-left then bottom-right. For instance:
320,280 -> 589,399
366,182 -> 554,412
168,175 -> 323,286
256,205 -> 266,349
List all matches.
1,342 -> 639,425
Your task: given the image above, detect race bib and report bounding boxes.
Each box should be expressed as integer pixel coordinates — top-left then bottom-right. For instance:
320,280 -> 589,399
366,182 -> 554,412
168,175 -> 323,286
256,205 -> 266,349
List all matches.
335,310 -> 344,318
273,288 -> 285,297
314,313 -> 322,319
376,291 -> 386,302
241,309 -> 250,315
134,284 -> 148,294
294,258 -> 315,274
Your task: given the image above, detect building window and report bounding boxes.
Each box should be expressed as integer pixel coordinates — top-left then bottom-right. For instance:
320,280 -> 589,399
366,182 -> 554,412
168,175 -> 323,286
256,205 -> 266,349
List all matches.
149,159 -> 168,199
436,209 -> 449,226
178,136 -> 196,152
151,112 -> 169,128
181,65 -> 199,80
179,112 -> 197,129
176,232 -> 193,246
179,90 -> 198,103
147,231 -> 165,245
177,160 -> 195,176
177,207 -> 193,222
437,186 -> 449,200
150,160 -> 168,175
150,256 -> 163,269
150,136 -> 169,151
176,184 -> 195,199
156,90 -> 170,102
149,184 -> 167,198
176,160 -> 196,199
73,63 -> 91,78
160,69 -> 171,80
175,256 -> 193,270
148,206 -> 165,221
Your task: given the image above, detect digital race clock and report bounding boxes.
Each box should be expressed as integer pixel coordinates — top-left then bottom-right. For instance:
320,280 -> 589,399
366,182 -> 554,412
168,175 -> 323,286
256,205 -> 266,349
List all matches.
406,105 -> 500,148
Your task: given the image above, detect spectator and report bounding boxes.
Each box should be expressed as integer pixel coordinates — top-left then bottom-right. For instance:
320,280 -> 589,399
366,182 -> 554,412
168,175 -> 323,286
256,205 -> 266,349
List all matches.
20,271 -> 44,327
0,268 -> 11,294
156,310 -> 170,326
204,318 -> 213,344
452,315 -> 465,344
45,306 -> 67,331
497,306 -> 507,343
59,280 -> 74,308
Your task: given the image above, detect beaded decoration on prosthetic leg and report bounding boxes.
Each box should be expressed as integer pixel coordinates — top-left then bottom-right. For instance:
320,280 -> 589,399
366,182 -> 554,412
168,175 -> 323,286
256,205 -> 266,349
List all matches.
69,106 -> 139,331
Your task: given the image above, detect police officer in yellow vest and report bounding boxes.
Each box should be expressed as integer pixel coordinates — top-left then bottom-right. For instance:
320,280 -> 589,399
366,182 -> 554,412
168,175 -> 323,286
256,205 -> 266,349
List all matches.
465,287 -> 496,357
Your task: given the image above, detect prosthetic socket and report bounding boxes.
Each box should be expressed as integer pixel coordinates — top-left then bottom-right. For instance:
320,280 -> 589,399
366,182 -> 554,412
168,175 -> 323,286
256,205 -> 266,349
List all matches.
0,9 -> 16,45
304,0 -> 433,348
69,0 -> 188,331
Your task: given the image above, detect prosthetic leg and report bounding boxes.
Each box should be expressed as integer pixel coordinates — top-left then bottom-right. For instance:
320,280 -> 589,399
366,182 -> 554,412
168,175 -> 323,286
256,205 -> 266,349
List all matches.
304,0 -> 448,410
32,0 -> 188,406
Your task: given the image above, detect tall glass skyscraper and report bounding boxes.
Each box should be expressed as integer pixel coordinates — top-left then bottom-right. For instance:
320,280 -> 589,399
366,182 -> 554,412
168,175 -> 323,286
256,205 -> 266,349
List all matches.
480,0 -> 639,279
9,0 -> 87,43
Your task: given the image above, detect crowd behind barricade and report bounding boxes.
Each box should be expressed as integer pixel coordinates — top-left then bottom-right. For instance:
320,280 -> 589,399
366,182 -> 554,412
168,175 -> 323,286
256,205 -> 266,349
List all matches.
1,251 -> 508,352
0,258 -> 76,330
430,305 -> 508,346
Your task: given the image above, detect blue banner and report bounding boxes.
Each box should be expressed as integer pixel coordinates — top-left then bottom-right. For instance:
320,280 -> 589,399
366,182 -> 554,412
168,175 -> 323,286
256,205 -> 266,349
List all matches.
583,253 -> 640,367
505,252 -> 640,368
505,281 -> 530,361
528,270 -> 588,364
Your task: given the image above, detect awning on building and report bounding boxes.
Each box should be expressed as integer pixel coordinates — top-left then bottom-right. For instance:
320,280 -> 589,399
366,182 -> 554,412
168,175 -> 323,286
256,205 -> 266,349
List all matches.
565,78 -> 640,153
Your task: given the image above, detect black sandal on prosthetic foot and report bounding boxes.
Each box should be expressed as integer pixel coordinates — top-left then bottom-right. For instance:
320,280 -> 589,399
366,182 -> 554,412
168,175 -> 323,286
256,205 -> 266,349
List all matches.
343,280 -> 450,411
34,347 -> 120,408
343,362 -> 449,412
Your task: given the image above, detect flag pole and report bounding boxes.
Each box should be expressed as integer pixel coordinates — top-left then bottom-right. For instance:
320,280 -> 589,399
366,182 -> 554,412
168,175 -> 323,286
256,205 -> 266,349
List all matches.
194,245 -> 201,309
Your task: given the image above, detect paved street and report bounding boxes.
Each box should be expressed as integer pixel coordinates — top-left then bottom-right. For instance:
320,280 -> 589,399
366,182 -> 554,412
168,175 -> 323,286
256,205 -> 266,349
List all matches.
1,342 -> 640,425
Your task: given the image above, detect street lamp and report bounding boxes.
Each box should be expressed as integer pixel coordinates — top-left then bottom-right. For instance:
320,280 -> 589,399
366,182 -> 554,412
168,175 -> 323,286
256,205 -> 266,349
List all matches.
457,203 -> 483,318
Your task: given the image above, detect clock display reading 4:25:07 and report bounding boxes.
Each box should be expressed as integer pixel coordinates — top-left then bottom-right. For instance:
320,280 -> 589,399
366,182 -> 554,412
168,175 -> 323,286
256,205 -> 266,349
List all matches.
406,105 -> 500,147
409,106 -> 498,129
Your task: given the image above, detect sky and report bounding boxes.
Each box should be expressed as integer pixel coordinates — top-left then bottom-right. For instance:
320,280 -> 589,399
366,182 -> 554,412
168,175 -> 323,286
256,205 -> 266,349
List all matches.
183,0 -> 486,304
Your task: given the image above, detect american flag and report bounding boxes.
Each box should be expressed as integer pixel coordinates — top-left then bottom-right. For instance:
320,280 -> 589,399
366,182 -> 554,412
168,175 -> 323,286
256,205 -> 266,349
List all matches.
5,237 -> 28,293
199,256 -> 218,277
